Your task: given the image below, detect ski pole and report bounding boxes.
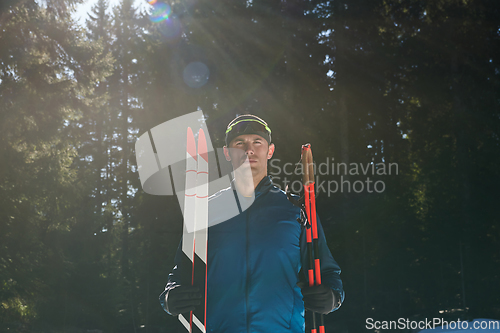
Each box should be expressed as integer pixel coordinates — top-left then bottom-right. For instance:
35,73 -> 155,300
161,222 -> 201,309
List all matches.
301,144 -> 325,333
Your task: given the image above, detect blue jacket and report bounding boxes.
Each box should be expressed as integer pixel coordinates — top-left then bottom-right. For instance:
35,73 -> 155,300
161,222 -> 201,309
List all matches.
160,176 -> 344,332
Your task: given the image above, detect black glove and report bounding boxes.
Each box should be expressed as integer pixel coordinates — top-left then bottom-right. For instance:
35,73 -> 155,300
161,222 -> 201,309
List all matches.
300,284 -> 336,315
166,285 -> 202,315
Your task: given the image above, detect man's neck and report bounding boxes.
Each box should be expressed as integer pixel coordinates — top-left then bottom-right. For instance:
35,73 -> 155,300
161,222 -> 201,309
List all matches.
234,173 -> 266,197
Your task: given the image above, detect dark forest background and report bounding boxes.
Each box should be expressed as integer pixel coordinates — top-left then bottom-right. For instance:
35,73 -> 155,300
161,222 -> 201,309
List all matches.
1,0 -> 499,332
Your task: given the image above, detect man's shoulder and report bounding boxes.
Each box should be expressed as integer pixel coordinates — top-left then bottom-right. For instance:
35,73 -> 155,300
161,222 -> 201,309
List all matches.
208,186 -> 233,202
264,185 -> 303,212
208,186 -> 240,227
207,181 -> 299,209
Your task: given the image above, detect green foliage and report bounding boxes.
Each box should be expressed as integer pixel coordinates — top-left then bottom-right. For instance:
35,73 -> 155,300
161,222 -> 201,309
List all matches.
0,0 -> 112,330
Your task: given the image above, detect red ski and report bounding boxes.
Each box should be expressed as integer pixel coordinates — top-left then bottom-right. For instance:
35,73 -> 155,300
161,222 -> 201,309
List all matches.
179,128 -> 208,333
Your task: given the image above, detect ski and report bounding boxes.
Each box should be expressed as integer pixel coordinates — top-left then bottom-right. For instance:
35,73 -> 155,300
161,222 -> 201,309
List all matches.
193,128 -> 208,333
179,127 -> 208,333
302,144 -> 325,333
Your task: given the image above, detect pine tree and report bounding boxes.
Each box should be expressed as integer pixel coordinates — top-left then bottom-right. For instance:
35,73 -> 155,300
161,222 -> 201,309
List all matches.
0,0 -> 112,330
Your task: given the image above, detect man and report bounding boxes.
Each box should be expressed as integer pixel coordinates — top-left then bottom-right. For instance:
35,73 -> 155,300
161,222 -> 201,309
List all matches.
160,114 -> 344,332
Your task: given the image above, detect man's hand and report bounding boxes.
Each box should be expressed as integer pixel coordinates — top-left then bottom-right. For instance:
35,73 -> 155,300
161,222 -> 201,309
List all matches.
300,284 -> 337,315
166,285 -> 202,315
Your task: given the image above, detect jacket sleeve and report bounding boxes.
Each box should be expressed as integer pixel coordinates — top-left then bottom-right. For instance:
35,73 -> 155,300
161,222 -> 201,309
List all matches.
159,239 -> 184,315
300,214 -> 345,312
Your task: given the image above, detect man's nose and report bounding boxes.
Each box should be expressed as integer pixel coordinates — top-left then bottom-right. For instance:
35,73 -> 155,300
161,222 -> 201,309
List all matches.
244,144 -> 254,154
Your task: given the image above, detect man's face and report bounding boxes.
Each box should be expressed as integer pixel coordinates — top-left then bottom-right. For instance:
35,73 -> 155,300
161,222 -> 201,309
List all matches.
224,134 -> 275,180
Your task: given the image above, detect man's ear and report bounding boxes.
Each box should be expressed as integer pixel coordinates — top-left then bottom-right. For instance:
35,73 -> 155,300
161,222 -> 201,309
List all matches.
267,143 -> 275,159
223,146 -> 231,161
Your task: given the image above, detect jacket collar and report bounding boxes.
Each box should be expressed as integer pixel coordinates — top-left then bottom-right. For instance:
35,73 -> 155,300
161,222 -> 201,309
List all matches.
254,176 -> 273,198
230,175 -> 273,199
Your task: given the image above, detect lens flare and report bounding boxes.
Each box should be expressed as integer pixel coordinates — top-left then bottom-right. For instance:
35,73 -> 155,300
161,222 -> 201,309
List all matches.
183,62 -> 210,88
149,3 -> 171,23
158,15 -> 183,42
